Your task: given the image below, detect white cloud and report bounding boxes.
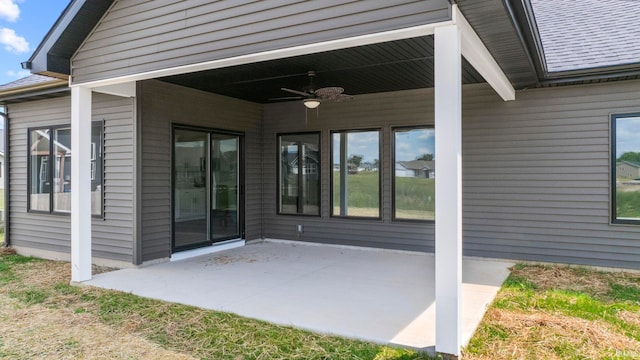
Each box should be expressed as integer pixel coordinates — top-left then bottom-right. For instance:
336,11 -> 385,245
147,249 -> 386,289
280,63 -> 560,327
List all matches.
6,69 -> 30,78
0,0 -> 20,22
0,27 -> 29,53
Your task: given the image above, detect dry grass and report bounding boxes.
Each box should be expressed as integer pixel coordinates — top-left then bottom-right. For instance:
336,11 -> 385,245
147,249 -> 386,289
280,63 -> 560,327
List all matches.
0,247 -> 15,255
0,260 -> 195,359
468,309 -> 640,360
465,264 -> 640,360
0,298 -> 196,359
510,265 -> 640,298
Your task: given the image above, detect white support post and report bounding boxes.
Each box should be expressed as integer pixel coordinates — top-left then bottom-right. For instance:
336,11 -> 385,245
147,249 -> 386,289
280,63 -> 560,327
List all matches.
434,24 -> 463,357
71,86 -> 92,283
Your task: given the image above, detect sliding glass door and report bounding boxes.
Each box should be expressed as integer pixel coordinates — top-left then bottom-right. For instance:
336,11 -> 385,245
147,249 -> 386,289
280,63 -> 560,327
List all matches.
211,133 -> 240,240
173,126 -> 243,252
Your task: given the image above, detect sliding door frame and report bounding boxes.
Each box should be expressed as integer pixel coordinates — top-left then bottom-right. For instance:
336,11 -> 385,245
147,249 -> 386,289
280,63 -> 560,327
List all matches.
171,123 -> 245,253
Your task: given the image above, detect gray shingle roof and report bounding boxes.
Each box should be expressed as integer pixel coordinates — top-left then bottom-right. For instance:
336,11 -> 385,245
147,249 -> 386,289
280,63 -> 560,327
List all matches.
531,0 -> 640,73
398,160 -> 435,171
0,74 -> 62,91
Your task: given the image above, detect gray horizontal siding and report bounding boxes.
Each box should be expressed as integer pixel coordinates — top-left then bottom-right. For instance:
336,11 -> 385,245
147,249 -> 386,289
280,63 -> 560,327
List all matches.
8,94 -> 135,262
462,80 -> 640,269
139,80 -> 262,262
71,0 -> 450,84
263,80 -> 640,269
263,89 -> 435,252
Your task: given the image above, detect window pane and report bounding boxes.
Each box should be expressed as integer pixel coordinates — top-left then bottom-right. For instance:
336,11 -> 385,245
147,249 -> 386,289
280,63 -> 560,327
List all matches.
394,128 -> 435,220
299,134 -> 320,215
53,128 -> 72,213
332,130 -> 380,217
614,115 -> 640,221
279,133 -> 320,215
29,129 -> 51,211
91,124 -> 103,215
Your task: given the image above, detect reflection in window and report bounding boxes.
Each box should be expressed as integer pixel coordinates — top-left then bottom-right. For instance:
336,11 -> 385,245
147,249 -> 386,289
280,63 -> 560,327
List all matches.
53,128 -> 72,213
394,127 -> 435,220
29,129 -> 51,211
279,133 -> 320,215
332,130 -> 380,218
612,114 -> 640,223
28,124 -> 103,215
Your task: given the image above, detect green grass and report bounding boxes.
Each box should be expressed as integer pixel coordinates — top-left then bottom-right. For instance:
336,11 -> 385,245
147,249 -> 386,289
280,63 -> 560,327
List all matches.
617,190 -> 640,218
0,254 -> 36,283
333,172 -> 434,219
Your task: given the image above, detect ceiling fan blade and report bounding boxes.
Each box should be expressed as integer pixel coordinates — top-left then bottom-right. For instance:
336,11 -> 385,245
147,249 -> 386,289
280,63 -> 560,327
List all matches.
269,96 -> 303,101
314,87 -> 344,98
323,94 -> 354,103
281,87 -> 310,97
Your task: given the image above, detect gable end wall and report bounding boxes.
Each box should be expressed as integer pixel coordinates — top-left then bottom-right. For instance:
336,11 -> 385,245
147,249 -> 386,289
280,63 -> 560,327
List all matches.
71,0 -> 450,84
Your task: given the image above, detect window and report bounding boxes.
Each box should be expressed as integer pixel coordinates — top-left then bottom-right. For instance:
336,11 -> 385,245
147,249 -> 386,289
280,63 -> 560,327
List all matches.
612,113 -> 640,223
331,130 -> 380,218
393,127 -> 435,220
28,123 -> 103,215
278,133 -> 320,215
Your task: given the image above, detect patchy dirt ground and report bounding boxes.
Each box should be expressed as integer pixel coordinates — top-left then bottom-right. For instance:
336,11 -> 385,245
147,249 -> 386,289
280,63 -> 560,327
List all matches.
0,261 -> 195,360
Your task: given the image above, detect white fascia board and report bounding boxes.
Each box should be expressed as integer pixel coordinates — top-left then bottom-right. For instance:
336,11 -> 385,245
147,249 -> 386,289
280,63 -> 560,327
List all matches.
93,82 -> 136,98
453,5 -> 515,101
70,21 -> 451,89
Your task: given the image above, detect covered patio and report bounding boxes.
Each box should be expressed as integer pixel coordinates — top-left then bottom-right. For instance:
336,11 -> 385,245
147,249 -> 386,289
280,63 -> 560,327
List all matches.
86,241 -> 512,350
65,7 -> 518,356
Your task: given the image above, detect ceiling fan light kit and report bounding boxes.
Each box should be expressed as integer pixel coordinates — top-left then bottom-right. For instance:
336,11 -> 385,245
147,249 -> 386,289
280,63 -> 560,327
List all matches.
303,98 -> 321,109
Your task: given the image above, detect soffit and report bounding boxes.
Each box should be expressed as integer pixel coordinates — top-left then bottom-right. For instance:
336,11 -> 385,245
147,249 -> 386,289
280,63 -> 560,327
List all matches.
159,0 -> 540,103
159,36 -> 487,104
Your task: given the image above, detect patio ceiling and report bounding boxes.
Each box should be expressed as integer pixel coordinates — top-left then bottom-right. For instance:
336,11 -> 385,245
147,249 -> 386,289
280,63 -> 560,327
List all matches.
158,36 -> 488,104
155,0 -> 542,104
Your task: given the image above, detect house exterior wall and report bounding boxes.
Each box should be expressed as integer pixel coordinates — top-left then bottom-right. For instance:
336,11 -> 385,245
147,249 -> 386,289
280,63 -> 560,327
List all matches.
264,79 -> 640,269
138,80 -> 262,262
70,0 -> 451,84
463,80 -> 640,269
263,90 -> 436,252
7,93 -> 135,262
616,162 -> 640,179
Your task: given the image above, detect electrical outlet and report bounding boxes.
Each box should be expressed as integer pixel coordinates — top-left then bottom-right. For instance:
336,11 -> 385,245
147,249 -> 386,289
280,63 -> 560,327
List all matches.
296,224 -> 303,233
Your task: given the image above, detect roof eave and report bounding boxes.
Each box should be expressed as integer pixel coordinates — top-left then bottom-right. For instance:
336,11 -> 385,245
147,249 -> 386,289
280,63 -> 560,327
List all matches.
26,0 -> 114,77
0,80 -> 69,101
27,0 -> 84,75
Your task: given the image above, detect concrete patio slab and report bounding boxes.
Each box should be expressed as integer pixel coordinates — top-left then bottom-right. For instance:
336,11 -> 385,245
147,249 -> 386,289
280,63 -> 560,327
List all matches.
85,241 -> 512,350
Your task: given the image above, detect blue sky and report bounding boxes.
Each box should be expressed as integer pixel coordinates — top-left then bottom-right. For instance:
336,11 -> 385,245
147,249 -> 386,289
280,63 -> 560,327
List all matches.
332,129 -> 435,165
0,0 -> 68,85
616,117 -> 640,159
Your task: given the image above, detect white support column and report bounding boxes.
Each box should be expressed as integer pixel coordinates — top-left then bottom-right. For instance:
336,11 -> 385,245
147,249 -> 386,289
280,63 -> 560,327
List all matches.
434,24 -> 463,357
71,86 -> 92,283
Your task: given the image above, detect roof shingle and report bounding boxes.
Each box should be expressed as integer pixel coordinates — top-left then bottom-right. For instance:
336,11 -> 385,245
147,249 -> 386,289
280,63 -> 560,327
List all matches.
0,74 -> 62,91
531,0 -> 640,72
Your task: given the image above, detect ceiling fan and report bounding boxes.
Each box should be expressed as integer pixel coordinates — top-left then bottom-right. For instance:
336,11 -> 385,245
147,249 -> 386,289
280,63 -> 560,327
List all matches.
274,71 -> 354,109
